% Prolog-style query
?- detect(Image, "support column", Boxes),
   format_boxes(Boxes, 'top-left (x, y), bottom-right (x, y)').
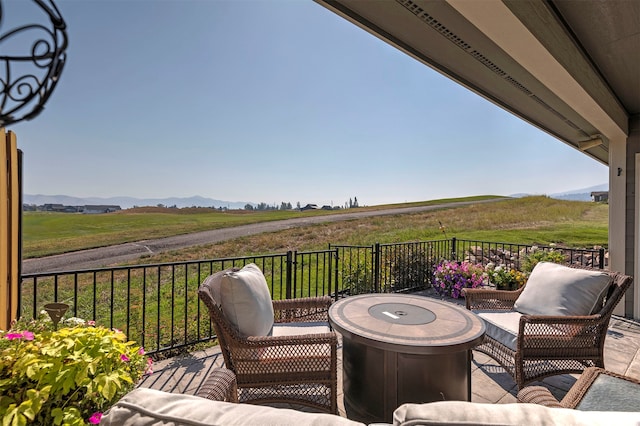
top-left (609, 135), bottom-right (627, 316)
top-left (628, 115), bottom-right (640, 319)
top-left (0, 128), bottom-right (20, 330)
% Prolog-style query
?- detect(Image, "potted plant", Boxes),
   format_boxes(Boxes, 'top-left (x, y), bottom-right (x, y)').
top-left (432, 260), bottom-right (485, 298)
top-left (0, 311), bottom-right (152, 425)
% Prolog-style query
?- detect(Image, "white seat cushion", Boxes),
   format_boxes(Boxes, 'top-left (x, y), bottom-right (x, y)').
top-left (393, 401), bottom-right (640, 426)
top-left (514, 262), bottom-right (611, 316)
top-left (220, 263), bottom-right (274, 337)
top-left (271, 321), bottom-right (331, 337)
top-left (473, 310), bottom-right (523, 351)
top-left (101, 388), bottom-right (364, 426)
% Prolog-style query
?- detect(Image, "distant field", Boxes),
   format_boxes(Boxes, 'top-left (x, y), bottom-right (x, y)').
top-left (22, 195), bottom-right (501, 258)
top-left (23, 195), bottom-right (608, 262)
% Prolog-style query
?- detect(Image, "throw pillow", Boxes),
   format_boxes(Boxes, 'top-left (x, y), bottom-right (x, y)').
top-left (220, 263), bottom-right (274, 336)
top-left (514, 262), bottom-right (611, 316)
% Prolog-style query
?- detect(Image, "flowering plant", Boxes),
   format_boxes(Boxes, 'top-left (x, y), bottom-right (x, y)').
top-left (485, 263), bottom-right (528, 290)
top-left (432, 260), bottom-right (485, 298)
top-left (0, 312), bottom-right (152, 425)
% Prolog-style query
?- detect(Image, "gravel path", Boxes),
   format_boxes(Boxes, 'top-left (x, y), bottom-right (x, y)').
top-left (22, 198), bottom-right (504, 274)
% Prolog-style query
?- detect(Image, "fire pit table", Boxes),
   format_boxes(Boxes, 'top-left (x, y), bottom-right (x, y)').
top-left (328, 293), bottom-right (485, 423)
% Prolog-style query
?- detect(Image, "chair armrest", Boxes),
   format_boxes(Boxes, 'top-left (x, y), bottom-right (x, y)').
top-left (245, 331), bottom-right (338, 348)
top-left (464, 287), bottom-right (522, 310)
top-left (196, 367), bottom-right (238, 403)
top-left (273, 296), bottom-right (333, 323)
top-left (517, 313), bottom-right (606, 353)
top-left (516, 386), bottom-right (564, 407)
top-left (519, 313), bottom-right (603, 331)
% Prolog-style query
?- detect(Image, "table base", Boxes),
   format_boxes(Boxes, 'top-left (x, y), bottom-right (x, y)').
top-left (342, 339), bottom-right (472, 423)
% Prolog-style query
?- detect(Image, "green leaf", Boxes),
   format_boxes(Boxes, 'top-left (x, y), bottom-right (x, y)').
top-left (51, 408), bottom-right (64, 425)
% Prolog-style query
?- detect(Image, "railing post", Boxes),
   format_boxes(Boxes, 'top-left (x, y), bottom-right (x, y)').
top-left (451, 237), bottom-right (457, 260)
top-left (598, 248), bottom-right (605, 269)
top-left (286, 250), bottom-right (293, 300)
top-left (333, 248), bottom-right (339, 301)
top-left (374, 243), bottom-right (381, 293)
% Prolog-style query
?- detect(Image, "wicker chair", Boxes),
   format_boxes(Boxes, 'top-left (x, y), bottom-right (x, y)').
top-left (517, 367), bottom-right (640, 411)
top-left (464, 264), bottom-right (633, 389)
top-left (198, 270), bottom-right (338, 414)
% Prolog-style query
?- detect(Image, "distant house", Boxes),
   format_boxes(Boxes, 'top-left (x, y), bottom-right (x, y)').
top-left (300, 204), bottom-right (319, 211)
top-left (82, 205), bottom-right (122, 214)
top-left (590, 191), bottom-right (609, 203)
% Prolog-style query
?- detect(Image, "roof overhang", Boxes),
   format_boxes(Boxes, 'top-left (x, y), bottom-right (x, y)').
top-left (315, 0), bottom-right (640, 165)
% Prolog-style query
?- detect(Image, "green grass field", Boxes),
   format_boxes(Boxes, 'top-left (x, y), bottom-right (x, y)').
top-left (23, 195), bottom-right (608, 262)
top-left (20, 195), bottom-right (609, 355)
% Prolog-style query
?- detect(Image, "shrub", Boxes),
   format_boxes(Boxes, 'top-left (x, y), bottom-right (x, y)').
top-left (0, 313), bottom-right (152, 425)
top-left (521, 248), bottom-right (566, 273)
top-left (432, 260), bottom-right (485, 298)
top-left (341, 262), bottom-right (374, 295)
top-left (388, 247), bottom-right (432, 291)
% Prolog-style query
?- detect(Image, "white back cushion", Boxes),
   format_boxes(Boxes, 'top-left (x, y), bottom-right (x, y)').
top-left (514, 262), bottom-right (611, 316)
top-left (220, 263), bottom-right (274, 336)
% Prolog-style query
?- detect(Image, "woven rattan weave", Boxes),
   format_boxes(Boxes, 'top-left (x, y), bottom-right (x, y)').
top-left (517, 367), bottom-right (640, 409)
top-left (199, 275), bottom-right (338, 414)
top-left (464, 264), bottom-right (633, 389)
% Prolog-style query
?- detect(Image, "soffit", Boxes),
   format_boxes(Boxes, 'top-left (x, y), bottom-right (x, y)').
top-left (315, 0), bottom-right (640, 165)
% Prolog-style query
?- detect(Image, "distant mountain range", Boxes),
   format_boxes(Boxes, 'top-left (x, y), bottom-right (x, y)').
top-left (24, 183), bottom-right (609, 210)
top-left (23, 194), bottom-right (252, 210)
top-left (511, 183), bottom-right (608, 201)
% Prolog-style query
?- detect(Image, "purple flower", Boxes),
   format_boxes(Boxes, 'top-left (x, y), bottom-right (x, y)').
top-left (88, 412), bottom-right (103, 424)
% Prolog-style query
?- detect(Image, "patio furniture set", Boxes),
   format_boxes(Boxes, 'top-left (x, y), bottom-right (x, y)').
top-left (101, 261), bottom-right (638, 424)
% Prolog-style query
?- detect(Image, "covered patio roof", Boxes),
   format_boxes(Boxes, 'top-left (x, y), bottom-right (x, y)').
top-left (314, 0), bottom-right (638, 163)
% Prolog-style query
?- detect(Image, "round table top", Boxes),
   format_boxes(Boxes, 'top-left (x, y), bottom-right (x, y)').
top-left (328, 293), bottom-right (485, 354)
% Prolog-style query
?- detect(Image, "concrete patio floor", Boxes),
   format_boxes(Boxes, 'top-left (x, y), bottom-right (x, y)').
top-left (137, 292), bottom-right (640, 418)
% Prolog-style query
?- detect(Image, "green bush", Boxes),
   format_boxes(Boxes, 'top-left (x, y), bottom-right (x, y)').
top-left (521, 248), bottom-right (566, 273)
top-left (341, 262), bottom-right (374, 295)
top-left (388, 248), bottom-right (432, 291)
top-left (0, 314), bottom-right (152, 425)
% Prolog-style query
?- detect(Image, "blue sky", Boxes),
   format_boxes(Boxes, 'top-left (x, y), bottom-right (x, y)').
top-left (6, 0), bottom-right (608, 207)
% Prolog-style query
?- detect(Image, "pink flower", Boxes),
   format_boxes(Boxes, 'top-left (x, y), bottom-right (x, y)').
top-left (88, 412), bottom-right (103, 424)
top-left (22, 331), bottom-right (34, 341)
top-left (5, 332), bottom-right (24, 340)
top-left (120, 354), bottom-right (130, 362)
top-left (138, 347), bottom-right (145, 355)
top-left (88, 320), bottom-right (96, 326)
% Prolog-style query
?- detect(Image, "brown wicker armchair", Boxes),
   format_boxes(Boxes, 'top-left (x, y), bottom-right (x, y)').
top-left (464, 263), bottom-right (633, 389)
top-left (517, 367), bottom-right (640, 411)
top-left (198, 269), bottom-right (338, 414)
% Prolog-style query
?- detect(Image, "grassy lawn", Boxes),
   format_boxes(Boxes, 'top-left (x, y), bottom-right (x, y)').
top-left (22, 195), bottom-right (503, 258)
top-left (19, 195), bottom-right (609, 355)
top-left (131, 196), bottom-right (609, 266)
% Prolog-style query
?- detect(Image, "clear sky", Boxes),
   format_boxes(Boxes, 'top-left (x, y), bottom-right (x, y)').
top-left (6, 0), bottom-right (609, 208)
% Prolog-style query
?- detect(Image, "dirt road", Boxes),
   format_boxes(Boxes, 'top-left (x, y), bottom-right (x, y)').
top-left (22, 199), bottom-right (503, 274)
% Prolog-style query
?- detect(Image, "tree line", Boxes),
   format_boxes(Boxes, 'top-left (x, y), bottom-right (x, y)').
top-left (244, 197), bottom-right (360, 211)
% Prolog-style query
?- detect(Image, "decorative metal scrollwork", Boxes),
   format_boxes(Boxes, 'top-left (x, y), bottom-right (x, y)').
top-left (0, 0), bottom-right (68, 126)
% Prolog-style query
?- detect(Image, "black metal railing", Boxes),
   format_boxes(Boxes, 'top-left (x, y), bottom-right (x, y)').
top-left (19, 238), bottom-right (605, 356)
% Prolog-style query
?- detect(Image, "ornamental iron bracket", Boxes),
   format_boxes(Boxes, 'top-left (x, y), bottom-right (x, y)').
top-left (0, 0), bottom-right (68, 126)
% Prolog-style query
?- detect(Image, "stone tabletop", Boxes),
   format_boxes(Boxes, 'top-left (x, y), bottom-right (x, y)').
top-left (329, 293), bottom-right (485, 355)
